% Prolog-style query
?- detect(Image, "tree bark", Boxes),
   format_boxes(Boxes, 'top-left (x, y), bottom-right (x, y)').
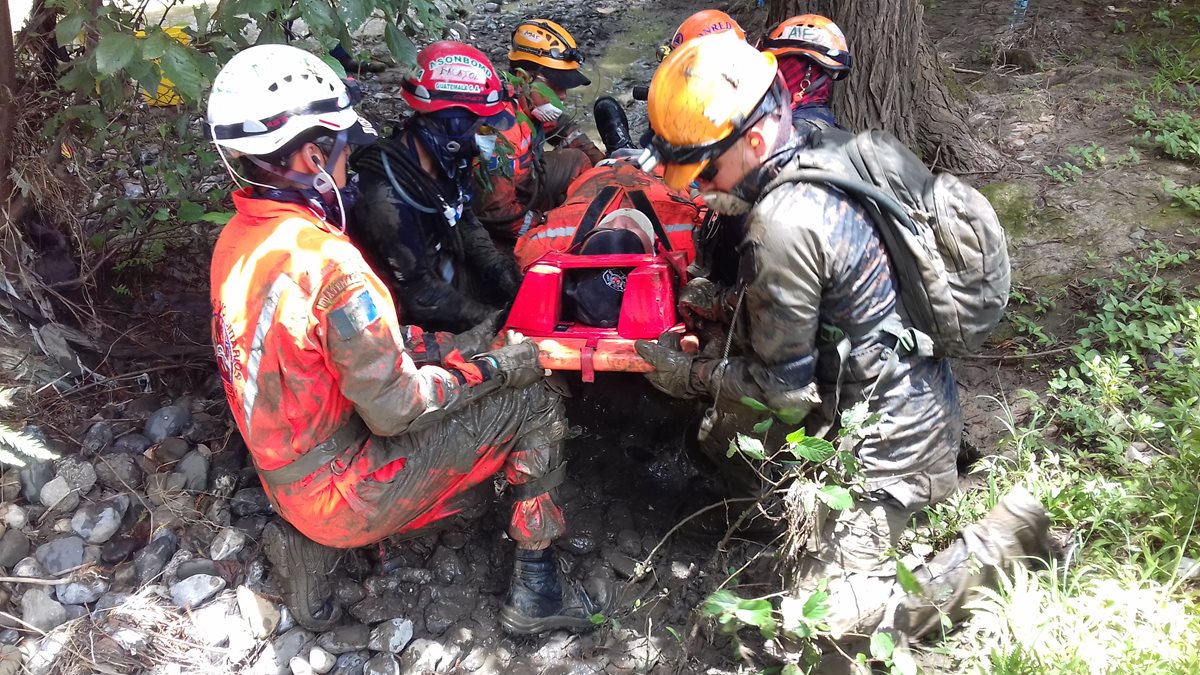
top-left (766, 0), bottom-right (1000, 172)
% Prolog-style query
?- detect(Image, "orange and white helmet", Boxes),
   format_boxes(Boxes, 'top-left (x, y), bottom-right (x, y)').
top-left (759, 14), bottom-right (852, 79)
top-left (509, 19), bottom-right (591, 89)
top-left (658, 9), bottom-right (745, 62)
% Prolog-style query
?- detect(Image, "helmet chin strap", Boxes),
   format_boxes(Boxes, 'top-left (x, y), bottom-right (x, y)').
top-left (245, 130), bottom-right (352, 233)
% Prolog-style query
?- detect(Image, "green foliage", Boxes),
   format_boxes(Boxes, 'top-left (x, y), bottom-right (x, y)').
top-left (1130, 106), bottom-right (1200, 213)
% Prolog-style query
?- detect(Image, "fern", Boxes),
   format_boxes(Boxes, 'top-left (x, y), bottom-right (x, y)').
top-left (0, 388), bottom-right (58, 467)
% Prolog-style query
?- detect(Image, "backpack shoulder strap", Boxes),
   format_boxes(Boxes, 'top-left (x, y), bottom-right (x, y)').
top-left (764, 168), bottom-right (919, 237)
top-left (626, 189), bottom-right (673, 252)
top-left (569, 185), bottom-right (623, 249)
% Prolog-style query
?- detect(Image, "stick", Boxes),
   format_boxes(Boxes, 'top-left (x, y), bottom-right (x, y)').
top-left (0, 575), bottom-right (71, 585)
top-left (951, 66), bottom-right (986, 75)
top-left (960, 344), bottom-right (1076, 361)
top-left (632, 497), bottom-right (759, 581)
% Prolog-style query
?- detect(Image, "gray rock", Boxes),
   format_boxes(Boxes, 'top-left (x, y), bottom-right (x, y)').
top-left (603, 547), bottom-right (639, 579)
top-left (175, 558), bottom-right (220, 580)
top-left (161, 547), bottom-right (193, 583)
top-left (146, 472), bottom-right (187, 506)
top-left (349, 597), bottom-right (398, 624)
top-left (0, 531), bottom-right (30, 569)
top-left (134, 532), bottom-right (178, 585)
top-left (210, 527), bottom-right (247, 561)
top-left (12, 556), bottom-right (46, 581)
top-left (55, 457), bottom-right (97, 494)
top-left (93, 592), bottom-right (134, 615)
top-left (176, 452), bottom-right (210, 492)
top-left (94, 454), bottom-right (142, 491)
top-left (309, 647), bottom-right (336, 674)
top-left (35, 536), bottom-right (84, 575)
top-left (332, 578), bottom-right (365, 606)
top-left (0, 471), bottom-right (18, 503)
top-left (170, 574), bottom-right (226, 609)
top-left (0, 628), bottom-right (19, 645)
top-left (187, 596), bottom-right (238, 646)
top-left (38, 477), bottom-right (78, 512)
top-left (362, 654), bottom-right (400, 675)
top-left (253, 628), bottom-right (316, 675)
top-left (111, 627), bottom-right (150, 653)
top-left (427, 546), bottom-right (465, 585)
top-left (277, 606), bottom-right (296, 634)
top-left (82, 422), bottom-right (114, 454)
top-left (21, 589), bottom-right (68, 632)
top-left (55, 576), bottom-right (110, 605)
top-left (0, 505), bottom-right (24, 530)
top-left (145, 405), bottom-right (192, 442)
top-left (483, 2), bottom-right (499, 11)
top-left (101, 537), bottom-right (138, 564)
top-left (113, 433), bottom-right (152, 454)
top-left (157, 437), bottom-right (190, 463)
top-left (238, 586), bottom-right (281, 638)
top-left (18, 460), bottom-right (54, 502)
top-left (559, 506), bottom-right (603, 555)
top-left (316, 624), bottom-right (369, 654)
top-left (400, 639), bottom-right (456, 674)
top-left (231, 488), bottom-right (273, 517)
top-left (290, 657), bottom-right (315, 675)
top-left (331, 651), bottom-right (369, 675)
top-left (70, 496), bottom-right (129, 544)
top-left (616, 528), bottom-right (642, 556)
top-left (367, 618), bottom-right (414, 653)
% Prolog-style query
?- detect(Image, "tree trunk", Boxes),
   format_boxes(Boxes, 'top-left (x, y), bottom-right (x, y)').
top-left (0, 0), bottom-right (18, 219)
top-left (766, 0), bottom-right (999, 172)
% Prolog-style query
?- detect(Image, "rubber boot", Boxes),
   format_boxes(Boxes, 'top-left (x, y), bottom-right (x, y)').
top-left (897, 486), bottom-right (1051, 638)
top-left (499, 548), bottom-right (604, 635)
top-left (262, 520), bottom-right (343, 631)
top-left (594, 96), bottom-right (635, 155)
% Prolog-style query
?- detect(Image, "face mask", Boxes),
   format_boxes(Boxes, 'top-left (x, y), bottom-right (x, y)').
top-left (475, 133), bottom-right (498, 160)
top-left (699, 191), bottom-right (754, 216)
top-left (416, 113), bottom-right (482, 177)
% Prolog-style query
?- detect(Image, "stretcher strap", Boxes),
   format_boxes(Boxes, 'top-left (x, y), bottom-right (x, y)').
top-left (568, 186), bottom-right (622, 250)
top-left (626, 189), bottom-right (673, 252)
top-left (510, 462), bottom-right (568, 502)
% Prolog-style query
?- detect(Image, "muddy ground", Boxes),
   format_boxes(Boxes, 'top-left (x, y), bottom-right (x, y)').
top-left (4, 0), bottom-right (1199, 673)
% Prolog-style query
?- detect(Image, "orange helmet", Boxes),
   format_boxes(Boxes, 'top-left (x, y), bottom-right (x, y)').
top-left (509, 19), bottom-right (591, 88)
top-left (759, 14), bottom-right (852, 78)
top-left (646, 33), bottom-right (784, 189)
top-left (658, 10), bottom-right (745, 62)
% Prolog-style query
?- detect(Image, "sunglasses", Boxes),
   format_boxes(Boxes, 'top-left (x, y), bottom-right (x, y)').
top-left (696, 161), bottom-right (719, 184)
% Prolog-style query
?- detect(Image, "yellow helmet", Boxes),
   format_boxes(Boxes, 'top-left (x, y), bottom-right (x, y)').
top-left (647, 33), bottom-right (781, 189)
top-left (509, 19), bottom-right (590, 88)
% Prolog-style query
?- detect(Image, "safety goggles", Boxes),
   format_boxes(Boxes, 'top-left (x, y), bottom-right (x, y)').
top-left (757, 37), bottom-right (853, 71)
top-left (513, 21), bottom-right (585, 64)
top-left (210, 78), bottom-right (363, 141)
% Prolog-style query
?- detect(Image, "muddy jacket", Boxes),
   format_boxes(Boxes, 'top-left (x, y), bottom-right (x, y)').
top-left (701, 147), bottom-right (961, 509)
top-left (352, 136), bottom-right (520, 333)
top-left (210, 190), bottom-right (496, 545)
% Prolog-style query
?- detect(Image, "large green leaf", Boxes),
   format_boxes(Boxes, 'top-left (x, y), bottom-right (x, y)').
top-left (384, 22), bottom-right (417, 69)
top-left (787, 437), bottom-right (836, 464)
top-left (55, 11), bottom-right (86, 47)
top-left (159, 42), bottom-right (204, 102)
top-left (299, 0), bottom-right (339, 36)
top-left (95, 31), bottom-right (138, 75)
top-left (895, 559), bottom-right (924, 595)
top-left (815, 485), bottom-right (853, 510)
top-left (177, 201), bottom-right (205, 223)
top-left (870, 632), bottom-right (895, 660)
top-left (337, 0), bottom-right (373, 33)
top-left (139, 30), bottom-right (173, 60)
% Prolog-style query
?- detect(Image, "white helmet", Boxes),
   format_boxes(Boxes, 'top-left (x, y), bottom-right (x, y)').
top-left (207, 44), bottom-right (378, 157)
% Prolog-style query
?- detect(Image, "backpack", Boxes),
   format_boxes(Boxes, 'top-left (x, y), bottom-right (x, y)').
top-left (763, 128), bottom-right (1010, 357)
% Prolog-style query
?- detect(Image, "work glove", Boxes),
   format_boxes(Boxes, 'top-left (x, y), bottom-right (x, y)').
top-left (634, 331), bottom-right (708, 399)
top-left (475, 330), bottom-right (544, 389)
top-left (531, 102), bottom-right (564, 123)
top-left (449, 310), bottom-right (505, 359)
top-left (678, 277), bottom-right (733, 329)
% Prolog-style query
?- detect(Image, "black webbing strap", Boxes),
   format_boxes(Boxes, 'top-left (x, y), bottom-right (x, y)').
top-left (626, 189), bottom-right (673, 252)
top-left (510, 463), bottom-right (568, 501)
top-left (258, 415), bottom-right (370, 487)
top-left (568, 186), bottom-right (622, 250)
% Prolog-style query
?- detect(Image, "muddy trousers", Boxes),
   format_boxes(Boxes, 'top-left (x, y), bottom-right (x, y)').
top-left (339, 382), bottom-right (568, 546)
top-left (479, 148), bottom-right (592, 241)
top-left (790, 496), bottom-right (1017, 665)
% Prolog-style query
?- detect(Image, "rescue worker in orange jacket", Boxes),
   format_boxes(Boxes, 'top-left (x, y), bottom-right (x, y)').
top-left (207, 44), bottom-right (603, 636)
top-left (474, 19), bottom-right (606, 243)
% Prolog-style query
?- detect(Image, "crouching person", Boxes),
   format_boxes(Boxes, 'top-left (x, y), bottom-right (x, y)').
top-left (206, 44), bottom-right (602, 635)
top-left (636, 34), bottom-right (1050, 660)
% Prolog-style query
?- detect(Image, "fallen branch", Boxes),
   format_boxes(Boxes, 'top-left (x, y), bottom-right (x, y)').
top-left (960, 344), bottom-right (1077, 361)
top-left (632, 497), bottom-right (759, 582)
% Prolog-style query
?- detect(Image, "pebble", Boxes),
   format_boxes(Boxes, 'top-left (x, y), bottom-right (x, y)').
top-left (39, 476), bottom-right (79, 512)
top-left (603, 546), bottom-right (639, 579)
top-left (18, 460), bottom-right (54, 502)
top-left (316, 623), bottom-right (369, 654)
top-left (35, 536), bottom-right (84, 575)
top-left (12, 556), bottom-right (47, 580)
top-left (21, 589), bottom-right (69, 632)
top-left (82, 422), bottom-right (114, 454)
top-left (0, 505), bottom-right (24, 531)
top-left (70, 496), bottom-right (129, 544)
top-left (135, 532), bottom-right (180, 584)
top-left (560, 507), bottom-right (603, 555)
top-left (232, 488), bottom-right (273, 517)
top-left (94, 454), bottom-right (142, 491)
top-left (0, 629), bottom-right (18, 646)
top-left (113, 433), bottom-right (152, 454)
top-left (362, 654), bottom-right (400, 675)
top-left (210, 527), bottom-right (247, 561)
top-left (93, 592), bottom-right (133, 614)
top-left (400, 639), bottom-right (456, 674)
top-left (145, 405), bottom-right (192, 442)
top-left (0, 531), bottom-right (30, 569)
top-left (187, 596), bottom-right (238, 646)
top-left (146, 472), bottom-right (187, 506)
top-left (56, 576), bottom-right (110, 605)
top-left (483, 2), bottom-right (499, 11)
top-left (157, 437), bottom-right (190, 463)
top-left (427, 546), bottom-right (465, 585)
top-left (424, 594), bottom-right (470, 636)
top-left (55, 457), bottom-right (97, 493)
top-left (368, 618), bottom-right (414, 653)
top-left (176, 452), bottom-right (210, 492)
top-left (175, 558), bottom-right (221, 580)
top-left (0, 472), bottom-right (17, 504)
top-left (238, 586), bottom-right (281, 638)
top-left (256, 628), bottom-right (316, 675)
top-left (101, 537), bottom-right (140, 564)
top-left (171, 574), bottom-right (226, 609)
top-left (309, 647), bottom-right (336, 674)
top-left (331, 650), bottom-right (369, 675)
top-left (349, 597), bottom-right (400, 624)
top-left (616, 528), bottom-right (642, 556)
top-left (290, 657), bottom-right (315, 675)
top-left (332, 578), bottom-right (366, 605)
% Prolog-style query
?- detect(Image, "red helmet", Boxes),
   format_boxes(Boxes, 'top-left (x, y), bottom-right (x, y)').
top-left (401, 41), bottom-right (511, 119)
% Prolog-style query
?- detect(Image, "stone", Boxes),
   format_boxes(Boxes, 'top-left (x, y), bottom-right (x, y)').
top-left (277, 606), bottom-right (296, 634)
top-left (175, 558), bottom-right (221, 580)
top-left (231, 488), bottom-right (273, 517)
top-left (0, 472), bottom-right (18, 504)
top-left (0, 505), bottom-right (25, 531)
top-left (18, 461), bottom-right (54, 503)
top-left (368, 618), bottom-right (413, 653)
top-left (171, 574), bottom-right (226, 609)
top-left (93, 592), bottom-right (133, 614)
top-left (603, 546), bottom-right (639, 579)
top-left (253, 628), bottom-right (316, 675)
top-left (0, 531), bottom-right (30, 569)
top-left (94, 454), bottom-right (142, 491)
top-left (309, 647), bottom-right (336, 674)
top-left (111, 627), bottom-right (149, 653)
top-left (348, 597), bottom-right (399, 624)
top-left (145, 405), bottom-right (192, 442)
top-left (55, 576), bottom-right (110, 605)
top-left (290, 657), bottom-right (315, 675)
top-left (113, 433), bottom-right (152, 454)
top-left (559, 506), bottom-right (603, 555)
top-left (424, 591), bottom-right (471, 636)
top-left (210, 527), bottom-right (247, 561)
top-left (483, 2), bottom-right (499, 11)
top-left (400, 639), bottom-right (455, 674)
top-left (70, 496), bottom-right (129, 544)
top-left (187, 596), bottom-right (238, 646)
top-left (176, 452), bottom-right (210, 492)
top-left (134, 532), bottom-right (178, 585)
top-left (332, 578), bottom-right (365, 606)
top-left (362, 654), bottom-right (400, 675)
top-left (35, 536), bottom-right (84, 575)
top-left (12, 556), bottom-right (46, 581)
top-left (146, 472), bottom-right (187, 506)
top-left (157, 437), bottom-right (190, 463)
top-left (238, 586), bottom-right (281, 638)
top-left (161, 547), bottom-right (194, 583)
top-left (0, 630), bottom-right (18, 646)
top-left (38, 477), bottom-right (78, 512)
top-left (101, 537), bottom-right (139, 564)
top-left (616, 528), bottom-right (642, 556)
top-left (82, 422), bottom-right (114, 454)
top-left (316, 624), bottom-right (369, 654)
top-left (21, 589), bottom-right (68, 632)
top-left (54, 457), bottom-right (97, 494)
top-left (331, 650), bottom-right (369, 675)
top-left (427, 546), bottom-right (465, 585)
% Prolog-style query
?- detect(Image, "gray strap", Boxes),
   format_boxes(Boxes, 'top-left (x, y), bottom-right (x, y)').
top-left (258, 416), bottom-right (370, 487)
top-left (510, 462), bottom-right (568, 502)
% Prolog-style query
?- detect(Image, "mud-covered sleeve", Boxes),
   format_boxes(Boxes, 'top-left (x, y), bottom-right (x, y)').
top-left (545, 117), bottom-right (604, 165)
top-left (460, 207), bottom-right (521, 299)
top-left (699, 184), bottom-right (835, 416)
top-left (312, 239), bottom-right (485, 436)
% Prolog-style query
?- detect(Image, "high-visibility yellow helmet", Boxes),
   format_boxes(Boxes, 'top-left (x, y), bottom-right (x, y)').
top-left (509, 18), bottom-right (591, 90)
top-left (647, 33), bottom-right (780, 189)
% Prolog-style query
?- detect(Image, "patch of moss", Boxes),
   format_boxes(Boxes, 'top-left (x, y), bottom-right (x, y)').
top-left (980, 181), bottom-right (1037, 237)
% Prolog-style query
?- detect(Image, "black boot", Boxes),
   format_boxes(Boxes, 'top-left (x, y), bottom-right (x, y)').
top-left (594, 96), bottom-right (635, 155)
top-left (262, 521), bottom-right (343, 631)
top-left (500, 548), bottom-right (604, 635)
